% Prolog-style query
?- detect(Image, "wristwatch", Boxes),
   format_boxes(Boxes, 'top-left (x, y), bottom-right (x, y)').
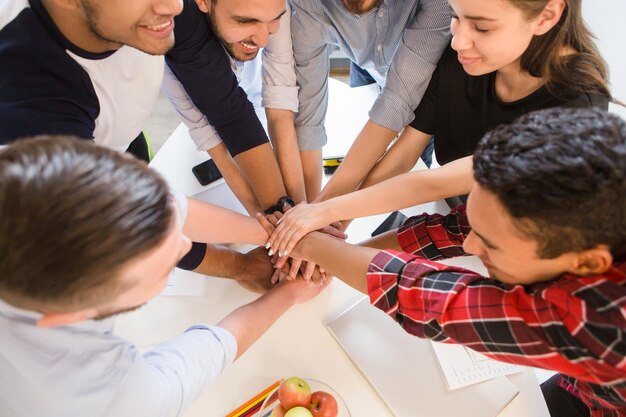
top-left (263, 195), bottom-right (295, 215)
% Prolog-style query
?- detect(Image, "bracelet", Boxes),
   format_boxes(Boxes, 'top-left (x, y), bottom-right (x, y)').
top-left (263, 196), bottom-right (295, 215)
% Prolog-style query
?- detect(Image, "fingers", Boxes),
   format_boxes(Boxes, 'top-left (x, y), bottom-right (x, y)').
top-left (302, 261), bottom-right (316, 281)
top-left (288, 258), bottom-right (302, 280)
top-left (277, 227), bottom-right (306, 258)
top-left (270, 268), bottom-right (281, 285)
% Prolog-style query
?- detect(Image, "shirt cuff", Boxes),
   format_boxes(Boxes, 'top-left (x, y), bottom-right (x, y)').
top-left (262, 85), bottom-right (299, 113)
top-left (188, 125), bottom-right (223, 151)
top-left (368, 94), bottom-right (416, 133)
top-left (366, 249), bottom-right (412, 318)
top-left (295, 124), bottom-right (327, 151)
top-left (397, 214), bottom-right (431, 254)
top-left (185, 324), bottom-right (238, 368)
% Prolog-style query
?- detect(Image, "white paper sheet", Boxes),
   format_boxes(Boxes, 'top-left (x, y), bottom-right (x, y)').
top-left (432, 341), bottom-right (523, 390)
top-left (161, 267), bottom-right (207, 296)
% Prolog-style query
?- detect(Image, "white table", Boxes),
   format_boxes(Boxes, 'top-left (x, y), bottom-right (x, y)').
top-left (116, 78), bottom-right (550, 417)
top-left (114, 208), bottom-right (550, 417)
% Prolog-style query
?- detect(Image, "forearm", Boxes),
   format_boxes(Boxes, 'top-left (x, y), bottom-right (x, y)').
top-left (317, 156), bottom-right (474, 224)
top-left (208, 144), bottom-right (262, 216)
top-left (266, 108), bottom-right (307, 203)
top-left (234, 143), bottom-right (287, 209)
top-left (297, 233), bottom-right (379, 293)
top-left (317, 120), bottom-right (397, 201)
top-left (191, 244), bottom-right (249, 278)
top-left (217, 285), bottom-right (295, 359)
top-left (185, 198), bottom-right (267, 245)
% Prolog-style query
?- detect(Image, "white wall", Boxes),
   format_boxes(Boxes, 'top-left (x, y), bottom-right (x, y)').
top-left (582, 0), bottom-right (626, 118)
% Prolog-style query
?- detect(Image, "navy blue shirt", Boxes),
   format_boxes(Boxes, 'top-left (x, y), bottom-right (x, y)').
top-left (0, 0), bottom-right (267, 156)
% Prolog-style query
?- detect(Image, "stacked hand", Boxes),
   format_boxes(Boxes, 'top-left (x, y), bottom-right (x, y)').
top-left (257, 207), bottom-right (346, 284)
top-left (264, 202), bottom-right (335, 259)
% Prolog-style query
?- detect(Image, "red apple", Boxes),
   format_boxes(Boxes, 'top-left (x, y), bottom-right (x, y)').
top-left (278, 377), bottom-right (312, 410)
top-left (307, 391), bottom-right (338, 417)
top-left (284, 406), bottom-right (313, 417)
top-left (270, 405), bottom-right (287, 417)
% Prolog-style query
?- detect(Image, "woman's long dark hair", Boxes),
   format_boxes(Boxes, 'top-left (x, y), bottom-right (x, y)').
top-left (511, 0), bottom-right (612, 100)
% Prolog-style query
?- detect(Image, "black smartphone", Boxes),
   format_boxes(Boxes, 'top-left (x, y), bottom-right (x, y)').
top-left (192, 159), bottom-right (222, 185)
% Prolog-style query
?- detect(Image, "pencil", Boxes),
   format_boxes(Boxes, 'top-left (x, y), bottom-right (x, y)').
top-left (226, 379), bottom-right (282, 417)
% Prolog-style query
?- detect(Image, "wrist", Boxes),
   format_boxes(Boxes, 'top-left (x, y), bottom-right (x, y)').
top-left (294, 231), bottom-right (323, 261)
top-left (319, 199), bottom-right (339, 225)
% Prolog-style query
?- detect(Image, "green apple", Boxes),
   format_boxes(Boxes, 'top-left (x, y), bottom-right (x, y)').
top-left (284, 406), bottom-right (314, 417)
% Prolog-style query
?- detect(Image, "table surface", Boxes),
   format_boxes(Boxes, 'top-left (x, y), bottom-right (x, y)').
top-left (119, 78), bottom-right (551, 417)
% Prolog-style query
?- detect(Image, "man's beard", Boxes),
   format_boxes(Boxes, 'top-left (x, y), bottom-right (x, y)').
top-left (341, 0), bottom-right (383, 15)
top-left (79, 0), bottom-right (173, 56)
top-left (81, 0), bottom-right (119, 47)
top-left (207, 4), bottom-right (258, 62)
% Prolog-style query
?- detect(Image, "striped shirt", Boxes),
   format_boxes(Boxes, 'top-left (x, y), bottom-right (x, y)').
top-left (367, 206), bottom-right (626, 417)
top-left (290, 0), bottom-right (451, 150)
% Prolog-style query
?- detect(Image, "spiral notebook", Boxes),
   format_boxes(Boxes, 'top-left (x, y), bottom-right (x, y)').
top-left (326, 298), bottom-right (518, 417)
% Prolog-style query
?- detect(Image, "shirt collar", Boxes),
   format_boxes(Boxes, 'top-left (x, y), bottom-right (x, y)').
top-left (0, 298), bottom-right (115, 333)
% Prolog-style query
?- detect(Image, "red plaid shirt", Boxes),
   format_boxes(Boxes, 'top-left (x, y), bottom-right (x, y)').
top-left (367, 206), bottom-right (626, 417)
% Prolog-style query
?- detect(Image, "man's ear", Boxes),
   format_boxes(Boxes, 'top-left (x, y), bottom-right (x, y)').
top-left (37, 309), bottom-right (98, 328)
top-left (533, 0), bottom-right (566, 36)
top-left (568, 246), bottom-right (613, 276)
top-left (194, 0), bottom-right (210, 14)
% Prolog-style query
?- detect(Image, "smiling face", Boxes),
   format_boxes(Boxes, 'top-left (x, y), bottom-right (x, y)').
top-left (77, 0), bottom-right (183, 55)
top-left (448, 0), bottom-right (547, 76)
top-left (200, 0), bottom-right (285, 62)
top-left (462, 184), bottom-right (577, 285)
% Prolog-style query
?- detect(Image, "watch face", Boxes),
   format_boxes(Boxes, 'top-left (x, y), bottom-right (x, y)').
top-left (279, 197), bottom-right (295, 212)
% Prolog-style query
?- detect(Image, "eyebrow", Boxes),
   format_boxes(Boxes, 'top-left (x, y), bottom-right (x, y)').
top-left (233, 9), bottom-right (287, 23)
top-left (473, 229), bottom-right (499, 249)
top-left (462, 15), bottom-right (498, 22)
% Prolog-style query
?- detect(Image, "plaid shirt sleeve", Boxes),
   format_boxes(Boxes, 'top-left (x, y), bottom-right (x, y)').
top-left (367, 209), bottom-right (626, 417)
top-left (397, 206), bottom-right (470, 259)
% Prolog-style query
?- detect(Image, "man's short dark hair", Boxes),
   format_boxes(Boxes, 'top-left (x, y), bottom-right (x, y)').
top-left (473, 107), bottom-right (626, 258)
top-left (0, 136), bottom-right (173, 310)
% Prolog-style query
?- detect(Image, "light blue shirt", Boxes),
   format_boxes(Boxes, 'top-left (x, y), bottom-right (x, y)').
top-left (290, 0), bottom-right (451, 150)
top-left (0, 193), bottom-right (237, 417)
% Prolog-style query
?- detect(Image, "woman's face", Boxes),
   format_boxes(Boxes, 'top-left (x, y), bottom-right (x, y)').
top-left (448, 0), bottom-right (545, 76)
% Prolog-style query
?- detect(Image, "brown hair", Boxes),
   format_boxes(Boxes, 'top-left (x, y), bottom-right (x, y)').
top-left (509, 0), bottom-right (612, 100)
top-left (0, 136), bottom-right (173, 311)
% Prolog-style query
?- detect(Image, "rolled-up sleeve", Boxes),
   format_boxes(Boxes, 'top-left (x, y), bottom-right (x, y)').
top-left (262, 2), bottom-right (299, 113)
top-left (369, 0), bottom-right (451, 132)
top-left (107, 325), bottom-right (237, 417)
top-left (166, 0), bottom-right (268, 157)
top-left (161, 65), bottom-right (223, 151)
top-left (291, 2), bottom-right (332, 151)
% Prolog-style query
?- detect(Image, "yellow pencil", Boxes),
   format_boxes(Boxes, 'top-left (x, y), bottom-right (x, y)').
top-left (226, 379), bottom-right (282, 417)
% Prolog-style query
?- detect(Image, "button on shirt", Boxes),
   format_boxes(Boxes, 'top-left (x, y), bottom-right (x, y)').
top-left (0, 193), bottom-right (238, 417)
top-left (290, 0), bottom-right (451, 150)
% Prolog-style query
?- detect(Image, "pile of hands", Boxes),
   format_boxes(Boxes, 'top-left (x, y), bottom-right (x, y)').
top-left (256, 202), bottom-right (345, 286)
